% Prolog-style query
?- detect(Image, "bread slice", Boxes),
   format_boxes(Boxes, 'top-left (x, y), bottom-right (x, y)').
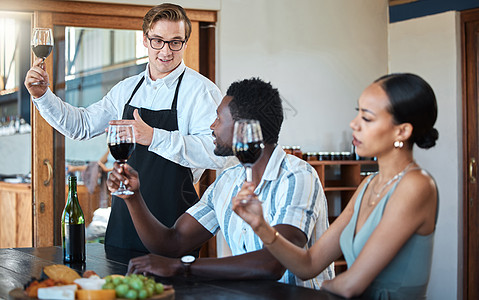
top-left (43, 265), bottom-right (81, 284)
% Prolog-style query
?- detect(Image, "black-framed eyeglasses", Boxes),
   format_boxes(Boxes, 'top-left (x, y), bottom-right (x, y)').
top-left (147, 35), bottom-right (186, 51)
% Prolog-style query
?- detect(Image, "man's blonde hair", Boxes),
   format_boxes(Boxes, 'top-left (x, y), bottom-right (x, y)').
top-left (142, 3), bottom-right (192, 41)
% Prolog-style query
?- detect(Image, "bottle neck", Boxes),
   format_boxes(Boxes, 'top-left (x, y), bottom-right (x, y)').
top-left (67, 177), bottom-right (78, 204)
top-left (64, 176), bottom-right (84, 223)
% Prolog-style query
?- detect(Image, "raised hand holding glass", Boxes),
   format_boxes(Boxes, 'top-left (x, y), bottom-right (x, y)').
top-left (31, 28), bottom-right (53, 86)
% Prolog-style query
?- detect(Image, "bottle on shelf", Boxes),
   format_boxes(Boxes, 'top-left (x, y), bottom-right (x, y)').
top-left (292, 146), bottom-right (303, 159)
top-left (331, 152), bottom-right (341, 160)
top-left (305, 152), bottom-right (318, 161)
top-left (340, 152), bottom-right (352, 160)
top-left (283, 146), bottom-right (293, 155)
top-left (62, 176), bottom-right (86, 263)
top-left (318, 152), bottom-right (330, 161)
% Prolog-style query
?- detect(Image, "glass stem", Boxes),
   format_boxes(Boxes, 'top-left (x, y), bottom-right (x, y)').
top-left (118, 163), bottom-right (126, 190)
top-left (246, 166), bottom-right (253, 182)
top-left (118, 180), bottom-right (127, 190)
top-left (38, 58), bottom-right (49, 86)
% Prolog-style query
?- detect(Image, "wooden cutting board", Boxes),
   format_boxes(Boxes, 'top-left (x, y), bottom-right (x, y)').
top-left (8, 288), bottom-right (175, 300)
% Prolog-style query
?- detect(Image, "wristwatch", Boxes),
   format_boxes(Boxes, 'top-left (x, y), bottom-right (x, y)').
top-left (180, 255), bottom-right (196, 276)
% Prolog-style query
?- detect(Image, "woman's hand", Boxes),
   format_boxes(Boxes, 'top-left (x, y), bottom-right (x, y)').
top-left (232, 182), bottom-right (265, 231)
top-left (107, 162), bottom-right (140, 199)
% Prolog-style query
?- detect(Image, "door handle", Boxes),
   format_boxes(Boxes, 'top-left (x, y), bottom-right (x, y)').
top-left (470, 157), bottom-right (476, 184)
top-left (43, 159), bottom-right (52, 186)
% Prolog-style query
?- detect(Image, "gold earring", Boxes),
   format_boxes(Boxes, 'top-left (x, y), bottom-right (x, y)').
top-left (394, 141), bottom-right (404, 148)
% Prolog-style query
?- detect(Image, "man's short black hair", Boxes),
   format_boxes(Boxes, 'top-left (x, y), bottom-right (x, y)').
top-left (226, 78), bottom-right (283, 145)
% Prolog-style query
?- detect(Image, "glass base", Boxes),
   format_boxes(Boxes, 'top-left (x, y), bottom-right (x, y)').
top-left (111, 189), bottom-right (134, 196)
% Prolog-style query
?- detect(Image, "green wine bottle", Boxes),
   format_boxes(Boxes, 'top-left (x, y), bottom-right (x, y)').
top-left (62, 176), bottom-right (86, 263)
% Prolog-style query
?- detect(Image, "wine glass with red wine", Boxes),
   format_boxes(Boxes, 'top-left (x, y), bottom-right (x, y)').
top-left (31, 28), bottom-right (53, 86)
top-left (107, 124), bottom-right (136, 195)
top-left (232, 119), bottom-right (264, 183)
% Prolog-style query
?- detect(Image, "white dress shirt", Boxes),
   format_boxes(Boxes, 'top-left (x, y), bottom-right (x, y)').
top-left (32, 61), bottom-right (227, 182)
top-left (187, 145), bottom-right (334, 289)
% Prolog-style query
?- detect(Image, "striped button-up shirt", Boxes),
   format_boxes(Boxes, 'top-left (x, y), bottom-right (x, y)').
top-left (187, 146), bottom-right (334, 289)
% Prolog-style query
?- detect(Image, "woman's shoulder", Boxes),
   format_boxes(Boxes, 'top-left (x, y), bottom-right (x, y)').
top-left (357, 173), bottom-right (376, 193)
top-left (388, 168), bottom-right (438, 234)
top-left (388, 168), bottom-right (438, 219)
top-left (398, 168), bottom-right (437, 197)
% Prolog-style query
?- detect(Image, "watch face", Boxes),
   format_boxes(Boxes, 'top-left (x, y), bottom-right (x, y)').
top-left (181, 255), bottom-right (195, 264)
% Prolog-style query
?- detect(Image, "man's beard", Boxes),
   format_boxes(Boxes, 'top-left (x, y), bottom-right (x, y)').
top-left (214, 143), bottom-right (234, 157)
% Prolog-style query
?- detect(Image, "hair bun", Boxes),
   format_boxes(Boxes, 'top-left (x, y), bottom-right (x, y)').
top-left (415, 128), bottom-right (439, 149)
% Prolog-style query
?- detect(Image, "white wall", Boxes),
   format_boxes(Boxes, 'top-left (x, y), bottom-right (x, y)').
top-left (389, 11), bottom-right (462, 300)
top-left (217, 0), bottom-right (388, 152)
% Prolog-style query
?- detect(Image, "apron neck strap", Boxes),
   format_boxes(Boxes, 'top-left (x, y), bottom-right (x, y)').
top-left (125, 69), bottom-right (185, 110)
top-left (171, 70), bottom-right (186, 111)
top-left (125, 76), bottom-right (145, 106)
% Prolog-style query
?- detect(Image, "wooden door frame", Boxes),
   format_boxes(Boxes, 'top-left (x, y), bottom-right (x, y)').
top-left (3, 0), bottom-right (216, 247)
top-left (461, 8), bottom-right (479, 300)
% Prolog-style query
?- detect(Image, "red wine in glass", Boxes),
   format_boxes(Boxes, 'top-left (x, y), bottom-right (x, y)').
top-left (107, 124), bottom-right (136, 195)
top-left (109, 142), bottom-right (135, 163)
top-left (32, 45), bottom-right (53, 59)
top-left (234, 141), bottom-right (263, 166)
top-left (31, 28), bottom-right (53, 86)
top-left (232, 119), bottom-right (264, 184)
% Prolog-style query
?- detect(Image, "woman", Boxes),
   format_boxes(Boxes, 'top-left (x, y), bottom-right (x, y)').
top-left (232, 73), bottom-right (439, 299)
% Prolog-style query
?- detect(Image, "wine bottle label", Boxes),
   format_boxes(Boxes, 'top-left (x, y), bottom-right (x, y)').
top-left (63, 223), bottom-right (86, 263)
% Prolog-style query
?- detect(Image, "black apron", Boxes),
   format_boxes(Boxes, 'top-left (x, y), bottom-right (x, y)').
top-left (105, 72), bottom-right (199, 252)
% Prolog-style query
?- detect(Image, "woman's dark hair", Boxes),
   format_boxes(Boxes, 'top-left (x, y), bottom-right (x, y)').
top-left (226, 78), bottom-right (283, 144)
top-left (374, 73), bottom-right (439, 149)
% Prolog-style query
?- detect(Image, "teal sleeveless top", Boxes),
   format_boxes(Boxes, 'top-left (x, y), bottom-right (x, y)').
top-left (339, 172), bottom-right (437, 300)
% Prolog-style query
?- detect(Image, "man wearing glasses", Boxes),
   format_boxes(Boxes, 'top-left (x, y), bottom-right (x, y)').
top-left (24, 3), bottom-right (226, 252)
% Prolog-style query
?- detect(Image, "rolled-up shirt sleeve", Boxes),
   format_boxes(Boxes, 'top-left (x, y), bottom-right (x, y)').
top-left (31, 84), bottom-right (125, 140)
top-left (186, 182), bottom-right (220, 235)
